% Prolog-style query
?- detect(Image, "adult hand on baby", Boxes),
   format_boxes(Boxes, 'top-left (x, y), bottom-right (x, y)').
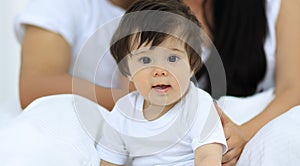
top-left (214, 103), bottom-right (249, 166)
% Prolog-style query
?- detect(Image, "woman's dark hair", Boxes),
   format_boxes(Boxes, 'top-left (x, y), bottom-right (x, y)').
top-left (197, 0), bottom-right (267, 97)
top-left (110, 0), bottom-right (203, 77)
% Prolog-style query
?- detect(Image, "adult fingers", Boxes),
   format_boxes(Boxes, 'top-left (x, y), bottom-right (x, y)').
top-left (222, 148), bottom-right (238, 163)
top-left (222, 155), bottom-right (239, 166)
top-left (223, 137), bottom-right (243, 163)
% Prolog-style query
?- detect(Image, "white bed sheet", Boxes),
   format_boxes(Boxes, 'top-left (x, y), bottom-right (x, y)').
top-left (0, 90), bottom-right (299, 166)
top-left (0, 98), bottom-right (21, 128)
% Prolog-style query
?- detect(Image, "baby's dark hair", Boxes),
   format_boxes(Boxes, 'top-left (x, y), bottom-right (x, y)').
top-left (110, 0), bottom-right (203, 76)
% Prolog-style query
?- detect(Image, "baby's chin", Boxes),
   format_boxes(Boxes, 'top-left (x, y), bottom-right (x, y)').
top-left (147, 96), bottom-right (182, 107)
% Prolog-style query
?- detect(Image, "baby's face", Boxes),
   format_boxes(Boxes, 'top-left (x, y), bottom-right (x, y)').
top-left (127, 37), bottom-right (193, 107)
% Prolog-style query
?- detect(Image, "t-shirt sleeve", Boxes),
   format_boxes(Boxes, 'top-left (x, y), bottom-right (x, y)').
top-left (189, 96), bottom-right (228, 154)
top-left (14, 0), bottom-right (85, 46)
top-left (191, 117), bottom-right (228, 154)
top-left (96, 112), bottom-right (129, 165)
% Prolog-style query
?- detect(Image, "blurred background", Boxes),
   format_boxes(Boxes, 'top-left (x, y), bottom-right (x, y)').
top-left (0, 0), bottom-right (28, 102)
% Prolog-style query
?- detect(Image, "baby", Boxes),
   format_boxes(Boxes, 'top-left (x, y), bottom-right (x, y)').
top-left (97, 0), bottom-right (227, 165)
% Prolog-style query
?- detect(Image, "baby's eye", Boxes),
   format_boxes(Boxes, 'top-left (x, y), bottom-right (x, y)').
top-left (139, 56), bottom-right (152, 64)
top-left (168, 55), bottom-right (180, 62)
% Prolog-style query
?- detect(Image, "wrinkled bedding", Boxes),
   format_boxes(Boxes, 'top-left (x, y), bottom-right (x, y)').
top-left (0, 89), bottom-right (299, 166)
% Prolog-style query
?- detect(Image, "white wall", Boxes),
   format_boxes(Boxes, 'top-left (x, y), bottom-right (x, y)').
top-left (0, 0), bottom-right (28, 101)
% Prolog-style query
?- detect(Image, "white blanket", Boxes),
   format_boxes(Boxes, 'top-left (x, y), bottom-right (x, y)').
top-left (0, 98), bottom-right (21, 128)
top-left (217, 89), bottom-right (300, 166)
top-left (0, 90), bottom-right (299, 166)
top-left (0, 95), bottom-right (101, 166)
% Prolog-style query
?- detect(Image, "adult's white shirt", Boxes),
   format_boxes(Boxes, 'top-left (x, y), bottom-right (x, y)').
top-left (15, 0), bottom-right (125, 88)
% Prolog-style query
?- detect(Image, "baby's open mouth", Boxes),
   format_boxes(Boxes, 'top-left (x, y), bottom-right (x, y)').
top-left (152, 84), bottom-right (171, 90)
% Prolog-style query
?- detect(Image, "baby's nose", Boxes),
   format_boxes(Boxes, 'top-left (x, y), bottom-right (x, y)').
top-left (152, 68), bottom-right (168, 77)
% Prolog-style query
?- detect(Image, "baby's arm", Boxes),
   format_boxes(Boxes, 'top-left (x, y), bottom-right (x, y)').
top-left (100, 160), bottom-right (121, 166)
top-left (194, 143), bottom-right (223, 166)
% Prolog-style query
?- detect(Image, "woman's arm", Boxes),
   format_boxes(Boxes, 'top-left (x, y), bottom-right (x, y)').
top-left (219, 0), bottom-right (300, 165)
top-left (194, 143), bottom-right (223, 166)
top-left (20, 25), bottom-right (132, 110)
top-left (241, 0), bottom-right (300, 144)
